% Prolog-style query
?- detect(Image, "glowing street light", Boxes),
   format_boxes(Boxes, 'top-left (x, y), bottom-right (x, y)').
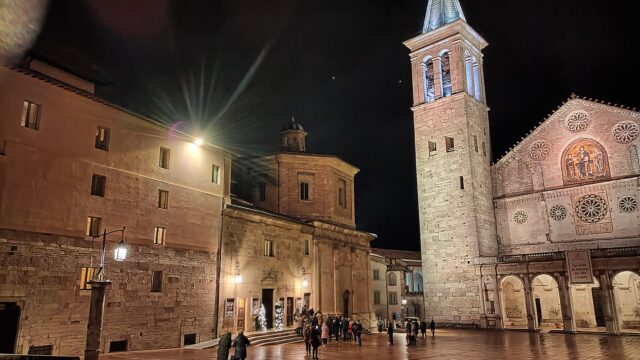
top-left (234, 261), bottom-right (242, 284)
top-left (302, 276), bottom-right (309, 288)
top-left (194, 138), bottom-right (204, 146)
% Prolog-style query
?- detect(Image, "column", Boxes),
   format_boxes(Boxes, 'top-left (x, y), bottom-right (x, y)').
top-left (432, 56), bottom-right (442, 99)
top-left (599, 272), bottom-right (620, 335)
top-left (85, 281), bottom-right (110, 360)
top-left (556, 273), bottom-right (576, 333)
top-left (523, 275), bottom-right (536, 331)
top-left (415, 61), bottom-right (425, 105)
top-left (451, 40), bottom-right (466, 93)
top-left (313, 240), bottom-right (321, 311)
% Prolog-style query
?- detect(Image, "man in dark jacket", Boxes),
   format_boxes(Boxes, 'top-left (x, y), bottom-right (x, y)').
top-left (217, 332), bottom-right (232, 360)
top-left (420, 320), bottom-right (427, 338)
top-left (341, 318), bottom-right (349, 341)
top-left (232, 331), bottom-right (250, 360)
top-left (429, 319), bottom-right (436, 337)
top-left (332, 318), bottom-right (341, 342)
top-left (387, 321), bottom-right (394, 345)
top-left (354, 321), bottom-right (363, 346)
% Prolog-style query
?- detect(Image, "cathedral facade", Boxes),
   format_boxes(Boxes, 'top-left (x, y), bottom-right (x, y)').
top-left (406, 0), bottom-right (640, 333)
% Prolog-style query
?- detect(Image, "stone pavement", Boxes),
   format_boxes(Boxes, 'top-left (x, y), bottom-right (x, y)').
top-left (101, 329), bottom-right (640, 360)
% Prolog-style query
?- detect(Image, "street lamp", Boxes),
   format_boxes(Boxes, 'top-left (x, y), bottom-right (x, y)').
top-left (85, 227), bottom-right (127, 360)
top-left (234, 261), bottom-right (242, 284)
top-left (301, 267), bottom-right (309, 288)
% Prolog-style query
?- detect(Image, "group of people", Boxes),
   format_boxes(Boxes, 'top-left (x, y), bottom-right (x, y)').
top-left (217, 331), bottom-right (250, 360)
top-left (295, 309), bottom-right (366, 359)
top-left (386, 319), bottom-right (435, 345)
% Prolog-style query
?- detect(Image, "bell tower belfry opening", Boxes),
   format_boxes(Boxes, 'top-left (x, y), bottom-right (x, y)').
top-left (404, 0), bottom-right (497, 326)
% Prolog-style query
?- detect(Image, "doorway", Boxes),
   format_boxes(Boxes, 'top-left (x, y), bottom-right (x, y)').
top-left (535, 298), bottom-right (542, 328)
top-left (343, 290), bottom-right (350, 317)
top-left (591, 288), bottom-right (606, 327)
top-left (262, 289), bottom-right (274, 329)
top-left (286, 297), bottom-right (294, 326)
top-left (0, 302), bottom-right (20, 353)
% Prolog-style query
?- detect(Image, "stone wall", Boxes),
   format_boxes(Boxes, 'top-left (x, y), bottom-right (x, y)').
top-left (0, 229), bottom-right (216, 356)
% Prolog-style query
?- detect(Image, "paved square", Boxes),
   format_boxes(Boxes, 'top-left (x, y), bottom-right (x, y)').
top-left (102, 330), bottom-right (640, 360)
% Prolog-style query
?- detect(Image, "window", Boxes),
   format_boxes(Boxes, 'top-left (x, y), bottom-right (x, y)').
top-left (258, 183), bottom-right (266, 202)
top-left (373, 269), bottom-right (380, 280)
top-left (21, 101), bottom-right (41, 130)
top-left (158, 190), bottom-right (169, 209)
top-left (440, 51), bottom-right (452, 97)
top-left (428, 141), bottom-right (437, 155)
top-left (388, 273), bottom-right (397, 286)
top-left (389, 292), bottom-right (398, 305)
top-left (304, 239), bottom-right (310, 256)
top-left (151, 271), bottom-right (163, 292)
top-left (95, 126), bottom-right (110, 151)
top-left (109, 340), bottom-right (128, 353)
top-left (28, 345), bottom-right (53, 355)
top-left (264, 240), bottom-right (274, 257)
top-left (473, 135), bottom-right (478, 153)
top-left (86, 216), bottom-right (101, 237)
top-left (300, 182), bottom-right (310, 201)
top-left (373, 291), bottom-right (381, 305)
top-left (91, 174), bottom-right (106, 197)
top-left (212, 164), bottom-right (220, 184)
top-left (422, 58), bottom-right (435, 103)
top-left (460, 176), bottom-right (465, 190)
top-left (445, 137), bottom-right (455, 152)
top-left (159, 147), bottom-right (170, 169)
top-left (184, 334), bottom-right (197, 346)
top-left (482, 141), bottom-right (487, 157)
top-left (80, 267), bottom-right (97, 290)
top-left (154, 227), bottom-right (166, 245)
top-left (338, 179), bottom-right (347, 208)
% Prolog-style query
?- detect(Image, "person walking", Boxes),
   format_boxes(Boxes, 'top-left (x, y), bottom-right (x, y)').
top-left (311, 325), bottom-right (321, 359)
top-left (354, 320), bottom-right (362, 346)
top-left (387, 321), bottom-right (394, 345)
top-left (411, 321), bottom-right (418, 345)
top-left (217, 332), bottom-right (232, 360)
top-left (405, 321), bottom-right (412, 346)
top-left (231, 331), bottom-right (250, 360)
top-left (429, 319), bottom-right (436, 337)
top-left (342, 317), bottom-right (349, 341)
top-left (296, 314), bottom-right (304, 337)
top-left (321, 322), bottom-right (329, 346)
top-left (332, 318), bottom-right (341, 342)
top-left (420, 320), bottom-right (427, 339)
top-left (304, 325), bottom-right (312, 355)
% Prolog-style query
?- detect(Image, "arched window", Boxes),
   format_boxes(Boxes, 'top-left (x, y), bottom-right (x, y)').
top-left (388, 272), bottom-right (397, 286)
top-left (422, 58), bottom-right (435, 103)
top-left (472, 56), bottom-right (481, 101)
top-left (440, 51), bottom-right (452, 97)
top-left (465, 50), bottom-right (474, 96)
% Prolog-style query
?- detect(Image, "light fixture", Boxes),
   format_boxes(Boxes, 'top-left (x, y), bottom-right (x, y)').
top-left (401, 299), bottom-right (407, 305)
top-left (114, 239), bottom-right (127, 261)
top-left (194, 138), bottom-right (204, 146)
top-left (302, 276), bottom-right (309, 288)
top-left (234, 261), bottom-right (242, 284)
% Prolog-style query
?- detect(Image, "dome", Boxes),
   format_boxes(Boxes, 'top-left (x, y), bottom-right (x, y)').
top-left (282, 116), bottom-right (304, 131)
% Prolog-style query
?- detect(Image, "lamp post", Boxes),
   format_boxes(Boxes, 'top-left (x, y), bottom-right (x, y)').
top-left (84, 227), bottom-right (127, 360)
top-left (301, 267), bottom-right (309, 288)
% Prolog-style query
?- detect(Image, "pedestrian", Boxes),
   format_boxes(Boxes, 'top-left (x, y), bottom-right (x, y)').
top-left (217, 332), bottom-right (232, 360)
top-left (420, 320), bottom-right (427, 339)
top-left (348, 321), bottom-right (353, 341)
top-left (405, 321), bottom-right (412, 346)
top-left (326, 316), bottom-right (333, 341)
top-left (296, 314), bottom-right (304, 337)
top-left (411, 321), bottom-right (418, 345)
top-left (311, 325), bottom-right (321, 359)
top-left (304, 325), bottom-right (312, 355)
top-left (231, 331), bottom-right (250, 360)
top-left (429, 319), bottom-right (436, 337)
top-left (387, 321), bottom-right (394, 345)
top-left (332, 318), bottom-right (341, 342)
top-left (342, 317), bottom-right (349, 341)
top-left (354, 320), bottom-right (362, 346)
top-left (321, 322), bottom-right (329, 346)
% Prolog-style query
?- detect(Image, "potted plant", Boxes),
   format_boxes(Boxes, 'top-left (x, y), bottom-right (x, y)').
top-left (549, 307), bottom-right (562, 328)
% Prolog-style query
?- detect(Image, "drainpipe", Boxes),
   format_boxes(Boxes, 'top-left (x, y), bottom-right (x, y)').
top-left (213, 197), bottom-right (226, 338)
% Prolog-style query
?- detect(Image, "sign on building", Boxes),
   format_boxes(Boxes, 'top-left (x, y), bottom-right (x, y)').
top-left (224, 298), bottom-right (235, 318)
top-left (566, 250), bottom-right (594, 284)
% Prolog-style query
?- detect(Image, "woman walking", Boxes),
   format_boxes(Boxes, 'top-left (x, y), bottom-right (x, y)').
top-left (304, 325), bottom-right (312, 355)
top-left (231, 331), bottom-right (250, 360)
top-left (217, 332), bottom-right (232, 360)
top-left (321, 322), bottom-right (329, 346)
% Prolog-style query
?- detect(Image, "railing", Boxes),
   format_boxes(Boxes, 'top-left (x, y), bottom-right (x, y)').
top-left (498, 246), bottom-right (640, 264)
top-left (350, 312), bottom-right (373, 331)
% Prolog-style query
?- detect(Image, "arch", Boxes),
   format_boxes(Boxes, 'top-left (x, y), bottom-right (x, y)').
top-left (439, 51), bottom-right (452, 97)
top-left (388, 272), bottom-right (397, 286)
top-left (569, 277), bottom-right (605, 330)
top-left (561, 138), bottom-right (611, 186)
top-left (611, 271), bottom-right (640, 333)
top-left (422, 57), bottom-right (435, 103)
top-left (464, 50), bottom-right (473, 96)
top-left (413, 272), bottom-right (424, 293)
top-left (531, 274), bottom-right (563, 329)
top-left (499, 275), bottom-right (527, 329)
top-left (472, 56), bottom-right (481, 101)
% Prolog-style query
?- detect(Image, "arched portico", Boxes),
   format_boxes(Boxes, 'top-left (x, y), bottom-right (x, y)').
top-left (532, 274), bottom-right (563, 330)
top-left (612, 271), bottom-right (640, 334)
top-left (500, 276), bottom-right (528, 329)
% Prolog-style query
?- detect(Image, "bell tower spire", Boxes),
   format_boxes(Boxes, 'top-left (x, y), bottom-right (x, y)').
top-left (404, 0), bottom-right (497, 328)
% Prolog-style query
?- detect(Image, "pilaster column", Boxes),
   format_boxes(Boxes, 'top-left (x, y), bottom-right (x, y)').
top-left (415, 61), bottom-right (425, 105)
top-left (496, 283), bottom-right (505, 330)
top-left (432, 56), bottom-right (442, 99)
top-left (451, 40), bottom-right (466, 93)
top-left (556, 273), bottom-right (576, 333)
top-left (599, 272), bottom-right (620, 335)
top-left (523, 275), bottom-right (536, 331)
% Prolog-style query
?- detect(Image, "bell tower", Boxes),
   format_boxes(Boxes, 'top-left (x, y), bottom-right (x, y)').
top-left (404, 0), bottom-right (497, 326)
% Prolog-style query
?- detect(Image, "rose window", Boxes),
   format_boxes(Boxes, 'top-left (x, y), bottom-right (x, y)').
top-left (566, 111), bottom-right (590, 132)
top-left (549, 205), bottom-right (567, 221)
top-left (513, 210), bottom-right (528, 224)
top-left (575, 194), bottom-right (608, 223)
top-left (612, 121), bottom-right (639, 144)
top-left (529, 140), bottom-right (550, 161)
top-left (618, 196), bottom-right (638, 213)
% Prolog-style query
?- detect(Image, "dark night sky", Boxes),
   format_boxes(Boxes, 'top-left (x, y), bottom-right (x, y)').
top-left (30, 0), bottom-right (639, 251)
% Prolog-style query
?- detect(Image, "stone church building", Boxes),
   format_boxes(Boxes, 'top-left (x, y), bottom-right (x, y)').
top-left (405, 0), bottom-right (640, 333)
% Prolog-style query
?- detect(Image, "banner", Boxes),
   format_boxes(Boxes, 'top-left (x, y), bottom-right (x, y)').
top-left (224, 298), bottom-right (235, 318)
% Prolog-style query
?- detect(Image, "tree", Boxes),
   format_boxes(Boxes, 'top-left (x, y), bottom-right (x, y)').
top-left (255, 304), bottom-right (267, 331)
top-left (275, 303), bottom-right (284, 330)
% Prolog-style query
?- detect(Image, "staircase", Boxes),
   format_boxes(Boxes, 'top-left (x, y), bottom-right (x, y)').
top-left (185, 329), bottom-right (302, 350)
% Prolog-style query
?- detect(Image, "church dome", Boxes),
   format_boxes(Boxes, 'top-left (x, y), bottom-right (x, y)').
top-left (283, 116), bottom-right (304, 132)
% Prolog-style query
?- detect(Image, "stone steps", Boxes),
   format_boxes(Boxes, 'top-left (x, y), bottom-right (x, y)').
top-left (186, 328), bottom-right (302, 349)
